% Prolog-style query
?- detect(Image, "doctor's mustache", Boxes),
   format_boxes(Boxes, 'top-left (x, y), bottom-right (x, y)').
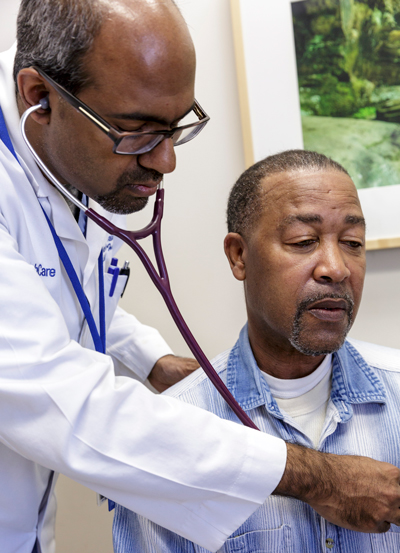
top-left (115, 167), bottom-right (163, 189)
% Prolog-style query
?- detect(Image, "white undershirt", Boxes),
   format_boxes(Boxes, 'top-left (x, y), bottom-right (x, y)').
top-left (261, 355), bottom-right (333, 447)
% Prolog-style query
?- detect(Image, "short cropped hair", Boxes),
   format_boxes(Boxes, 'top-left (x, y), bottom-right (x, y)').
top-left (227, 149), bottom-right (350, 236)
top-left (13, 0), bottom-right (180, 95)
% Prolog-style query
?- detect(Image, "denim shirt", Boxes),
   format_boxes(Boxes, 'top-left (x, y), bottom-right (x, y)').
top-left (113, 326), bottom-right (400, 553)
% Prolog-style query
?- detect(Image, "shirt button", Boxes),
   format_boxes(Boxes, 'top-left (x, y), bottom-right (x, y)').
top-left (326, 538), bottom-right (334, 549)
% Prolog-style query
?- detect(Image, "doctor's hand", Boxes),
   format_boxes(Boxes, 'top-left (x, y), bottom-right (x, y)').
top-left (274, 444), bottom-right (400, 533)
top-left (148, 354), bottom-right (200, 392)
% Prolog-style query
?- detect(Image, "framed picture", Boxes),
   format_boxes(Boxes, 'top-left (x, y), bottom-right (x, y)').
top-left (231, 0), bottom-right (400, 250)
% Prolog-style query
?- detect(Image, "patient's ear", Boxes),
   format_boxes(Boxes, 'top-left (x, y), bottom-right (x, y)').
top-left (224, 233), bottom-right (247, 281)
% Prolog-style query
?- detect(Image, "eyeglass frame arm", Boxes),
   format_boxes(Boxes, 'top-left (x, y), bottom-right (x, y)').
top-left (32, 66), bottom-right (210, 152)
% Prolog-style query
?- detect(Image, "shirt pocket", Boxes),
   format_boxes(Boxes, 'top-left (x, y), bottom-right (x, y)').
top-left (220, 525), bottom-right (292, 553)
top-left (371, 526), bottom-right (400, 552)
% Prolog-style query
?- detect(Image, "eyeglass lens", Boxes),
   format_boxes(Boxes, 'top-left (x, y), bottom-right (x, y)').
top-left (115, 121), bottom-right (207, 154)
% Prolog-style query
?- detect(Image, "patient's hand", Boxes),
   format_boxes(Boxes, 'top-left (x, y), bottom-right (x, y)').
top-left (274, 444), bottom-right (400, 533)
top-left (148, 354), bottom-right (200, 392)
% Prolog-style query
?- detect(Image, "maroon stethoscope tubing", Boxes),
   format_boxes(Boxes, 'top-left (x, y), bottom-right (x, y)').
top-left (21, 102), bottom-right (258, 431)
top-left (86, 189), bottom-right (259, 430)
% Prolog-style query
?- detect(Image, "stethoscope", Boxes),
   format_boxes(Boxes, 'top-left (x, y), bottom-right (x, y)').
top-left (20, 99), bottom-right (259, 432)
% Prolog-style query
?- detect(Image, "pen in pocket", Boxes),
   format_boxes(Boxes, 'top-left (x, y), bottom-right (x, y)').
top-left (119, 261), bottom-right (130, 297)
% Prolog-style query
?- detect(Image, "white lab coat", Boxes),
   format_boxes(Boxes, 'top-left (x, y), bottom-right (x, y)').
top-left (0, 45), bottom-right (286, 553)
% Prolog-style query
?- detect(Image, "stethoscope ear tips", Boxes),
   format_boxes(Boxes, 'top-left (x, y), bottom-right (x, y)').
top-left (39, 95), bottom-right (50, 110)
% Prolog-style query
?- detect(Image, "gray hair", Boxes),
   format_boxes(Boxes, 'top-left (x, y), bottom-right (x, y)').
top-left (14, 0), bottom-right (108, 94)
top-left (227, 149), bottom-right (350, 236)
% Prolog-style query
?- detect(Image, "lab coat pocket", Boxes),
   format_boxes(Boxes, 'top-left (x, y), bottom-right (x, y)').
top-left (220, 525), bottom-right (292, 553)
top-left (104, 271), bottom-right (128, 329)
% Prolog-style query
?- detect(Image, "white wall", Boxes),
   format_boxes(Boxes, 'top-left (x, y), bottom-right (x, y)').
top-left (1, 0), bottom-right (399, 552)
top-left (0, 0), bottom-right (18, 50)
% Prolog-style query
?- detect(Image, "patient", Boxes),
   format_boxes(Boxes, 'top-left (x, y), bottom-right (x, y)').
top-left (113, 150), bottom-right (400, 552)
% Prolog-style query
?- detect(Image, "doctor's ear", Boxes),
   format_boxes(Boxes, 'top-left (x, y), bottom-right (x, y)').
top-left (17, 67), bottom-right (52, 124)
top-left (224, 233), bottom-right (247, 281)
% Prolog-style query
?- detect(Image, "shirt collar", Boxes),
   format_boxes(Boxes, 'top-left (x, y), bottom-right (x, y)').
top-left (226, 324), bottom-right (387, 420)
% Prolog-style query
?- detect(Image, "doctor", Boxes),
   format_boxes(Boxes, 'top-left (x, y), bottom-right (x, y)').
top-left (1, 0), bottom-right (400, 552)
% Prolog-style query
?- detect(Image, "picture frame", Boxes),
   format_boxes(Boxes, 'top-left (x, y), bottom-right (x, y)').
top-left (230, 0), bottom-right (400, 250)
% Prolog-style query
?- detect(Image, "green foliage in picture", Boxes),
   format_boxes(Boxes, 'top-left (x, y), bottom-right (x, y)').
top-left (292, 0), bottom-right (400, 187)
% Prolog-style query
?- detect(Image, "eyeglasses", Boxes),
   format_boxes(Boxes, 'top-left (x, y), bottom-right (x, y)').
top-left (33, 66), bottom-right (210, 155)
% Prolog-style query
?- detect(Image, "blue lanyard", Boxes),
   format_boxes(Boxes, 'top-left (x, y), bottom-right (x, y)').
top-left (0, 108), bottom-right (106, 354)
top-left (41, 207), bottom-right (106, 354)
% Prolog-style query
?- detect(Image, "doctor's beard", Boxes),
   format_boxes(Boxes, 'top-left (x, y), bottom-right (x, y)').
top-left (93, 167), bottom-right (163, 214)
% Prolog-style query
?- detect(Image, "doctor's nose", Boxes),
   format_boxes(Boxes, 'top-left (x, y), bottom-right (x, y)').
top-left (138, 137), bottom-right (176, 175)
top-left (313, 245), bottom-right (351, 283)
